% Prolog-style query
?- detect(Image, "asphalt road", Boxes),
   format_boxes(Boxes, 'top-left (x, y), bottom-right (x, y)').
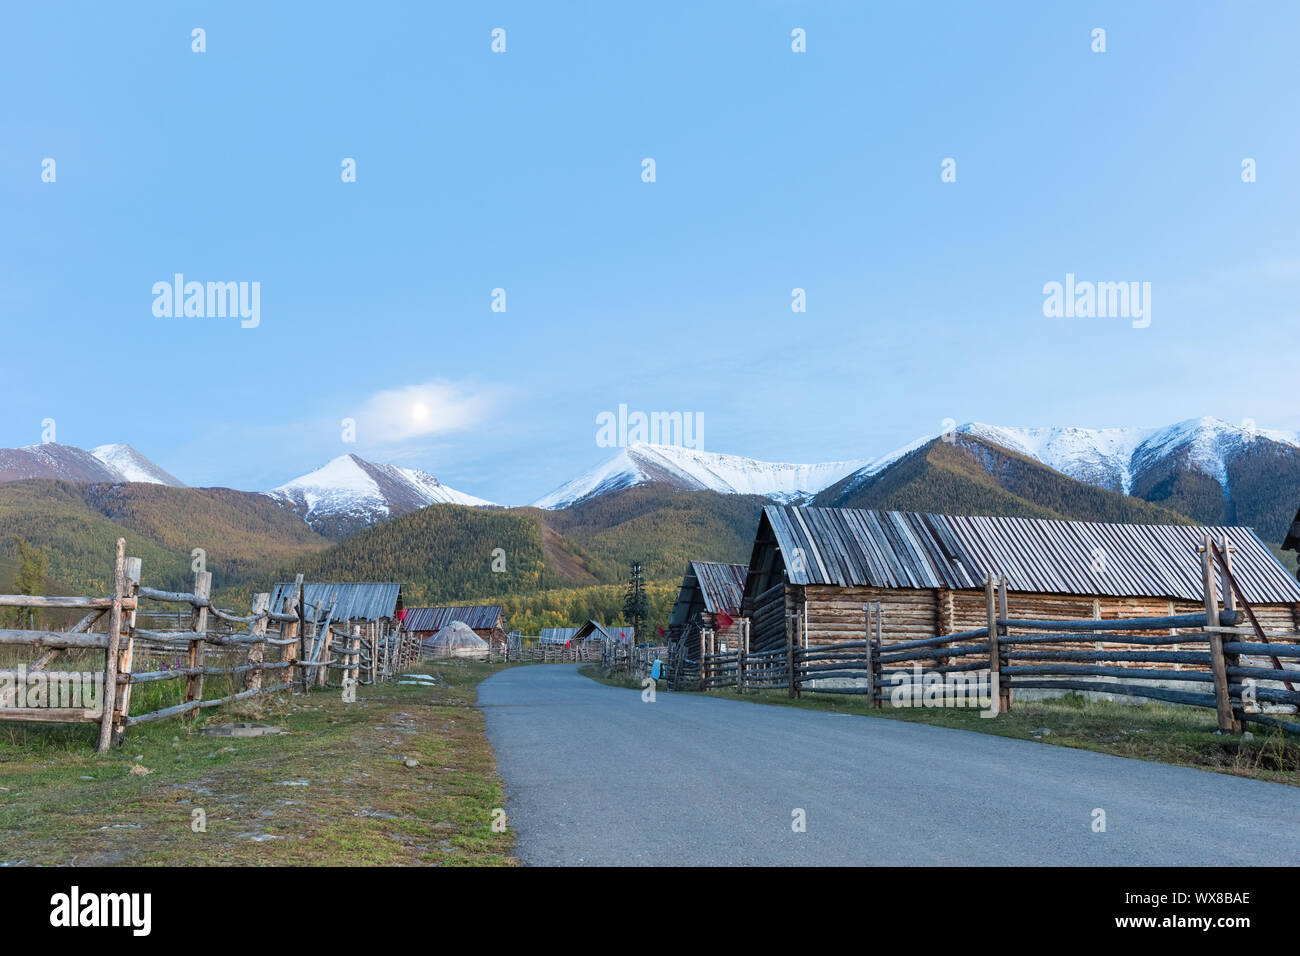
top-left (478, 664), bottom-right (1300, 866)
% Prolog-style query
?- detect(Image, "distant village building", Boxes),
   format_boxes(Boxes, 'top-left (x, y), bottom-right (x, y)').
top-left (743, 505), bottom-right (1300, 652)
top-left (268, 581), bottom-right (404, 639)
top-left (539, 627), bottom-right (580, 646)
top-left (667, 561), bottom-right (747, 661)
top-left (571, 620), bottom-right (636, 656)
top-left (404, 605), bottom-right (508, 653)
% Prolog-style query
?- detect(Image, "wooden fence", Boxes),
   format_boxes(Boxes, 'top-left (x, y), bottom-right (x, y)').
top-left (604, 640), bottom-right (668, 677)
top-left (0, 539), bottom-right (423, 752)
top-left (685, 534), bottom-right (1300, 736)
top-left (489, 641), bottom-right (602, 663)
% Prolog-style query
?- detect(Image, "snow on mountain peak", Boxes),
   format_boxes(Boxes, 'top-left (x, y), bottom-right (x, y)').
top-left (265, 453), bottom-right (495, 525)
top-left (90, 444), bottom-right (186, 487)
top-left (530, 442), bottom-right (871, 509)
top-left (956, 417), bottom-right (1299, 494)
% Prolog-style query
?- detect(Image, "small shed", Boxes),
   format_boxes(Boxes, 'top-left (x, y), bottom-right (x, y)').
top-left (539, 626), bottom-right (580, 646)
top-left (403, 605), bottom-right (508, 652)
top-left (268, 581), bottom-right (404, 639)
top-left (571, 620), bottom-right (636, 656)
top-left (667, 560), bottom-right (748, 660)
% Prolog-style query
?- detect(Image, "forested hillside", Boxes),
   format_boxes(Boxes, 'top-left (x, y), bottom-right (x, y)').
top-left (816, 437), bottom-right (1197, 526)
top-left (0, 479), bottom-right (330, 596)
top-left (538, 485), bottom-right (766, 580)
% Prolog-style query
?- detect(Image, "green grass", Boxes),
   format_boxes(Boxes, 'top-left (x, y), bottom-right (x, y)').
top-left (577, 664), bottom-right (660, 692)
top-left (0, 660), bottom-right (519, 865)
top-left (579, 666), bottom-right (1300, 787)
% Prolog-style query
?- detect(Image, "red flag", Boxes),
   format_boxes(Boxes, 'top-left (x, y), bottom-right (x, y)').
top-left (716, 611), bottom-right (734, 631)
top-left (657, 626), bottom-right (665, 637)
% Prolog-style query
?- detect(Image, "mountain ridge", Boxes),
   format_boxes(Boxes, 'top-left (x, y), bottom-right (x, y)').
top-left (264, 453), bottom-right (496, 537)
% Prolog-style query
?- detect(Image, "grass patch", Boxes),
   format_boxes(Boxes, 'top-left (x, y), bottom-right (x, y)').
top-left (0, 660), bottom-right (518, 865)
top-left (577, 663), bottom-right (659, 692)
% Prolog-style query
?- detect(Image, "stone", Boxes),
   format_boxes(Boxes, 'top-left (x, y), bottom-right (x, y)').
top-left (201, 722), bottom-right (283, 738)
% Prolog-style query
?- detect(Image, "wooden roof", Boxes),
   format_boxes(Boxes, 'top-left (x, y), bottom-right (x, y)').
top-left (751, 505), bottom-right (1300, 604)
top-left (668, 561), bottom-right (747, 628)
top-left (573, 620), bottom-right (636, 644)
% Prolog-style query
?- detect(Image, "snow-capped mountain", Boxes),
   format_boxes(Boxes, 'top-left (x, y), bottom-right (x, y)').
top-left (91, 444), bottom-right (186, 487)
top-left (531, 443), bottom-right (871, 510)
top-left (0, 442), bottom-right (183, 486)
top-left (958, 418), bottom-right (1300, 496)
top-left (265, 454), bottom-right (496, 536)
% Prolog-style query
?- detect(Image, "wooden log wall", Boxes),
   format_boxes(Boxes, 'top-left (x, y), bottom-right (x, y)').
top-left (802, 585), bottom-right (938, 647)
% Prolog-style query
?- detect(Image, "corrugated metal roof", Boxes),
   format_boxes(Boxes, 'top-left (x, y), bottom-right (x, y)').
top-left (579, 621), bottom-right (634, 643)
top-left (403, 605), bottom-right (504, 633)
top-left (539, 627), bottom-right (580, 645)
top-left (269, 582), bottom-right (402, 622)
top-left (760, 505), bottom-right (1300, 604)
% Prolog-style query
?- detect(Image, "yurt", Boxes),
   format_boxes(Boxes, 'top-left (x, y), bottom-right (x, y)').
top-left (423, 620), bottom-right (490, 660)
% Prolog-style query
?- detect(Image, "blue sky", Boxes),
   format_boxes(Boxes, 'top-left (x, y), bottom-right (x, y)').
top-left (2, 1), bottom-right (1297, 505)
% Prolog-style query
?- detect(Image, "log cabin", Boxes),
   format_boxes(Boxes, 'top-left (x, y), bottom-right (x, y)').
top-left (667, 561), bottom-right (748, 661)
top-left (743, 505), bottom-right (1300, 654)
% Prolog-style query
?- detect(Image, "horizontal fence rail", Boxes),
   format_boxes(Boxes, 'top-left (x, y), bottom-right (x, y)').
top-left (0, 540), bottom-right (424, 752)
top-left (668, 533), bottom-right (1299, 738)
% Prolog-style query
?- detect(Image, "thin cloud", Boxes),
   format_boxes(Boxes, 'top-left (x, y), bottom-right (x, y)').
top-left (354, 381), bottom-right (505, 443)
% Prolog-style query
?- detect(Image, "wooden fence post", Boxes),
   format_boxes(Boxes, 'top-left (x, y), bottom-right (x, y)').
top-left (294, 575), bottom-right (308, 694)
top-left (863, 604), bottom-right (878, 708)
top-left (873, 601), bottom-right (883, 704)
top-left (984, 573), bottom-right (1004, 715)
top-left (996, 576), bottom-right (1011, 712)
top-left (1201, 535), bottom-right (1240, 733)
top-left (787, 613), bottom-right (798, 698)
top-left (280, 592), bottom-right (299, 692)
top-left (1218, 534), bottom-right (1245, 708)
top-left (96, 539), bottom-right (127, 754)
top-left (317, 621), bottom-right (329, 686)
top-left (112, 557), bottom-right (142, 743)
top-left (247, 593), bottom-right (269, 693)
top-left (185, 569), bottom-right (212, 716)
top-left (736, 624), bottom-right (746, 694)
top-left (344, 623), bottom-right (360, 700)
